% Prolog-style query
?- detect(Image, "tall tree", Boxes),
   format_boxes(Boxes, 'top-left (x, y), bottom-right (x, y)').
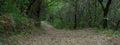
top-left (27, 0), bottom-right (41, 19)
top-left (73, 0), bottom-right (78, 29)
top-left (27, 0), bottom-right (42, 27)
top-left (98, 0), bottom-right (112, 29)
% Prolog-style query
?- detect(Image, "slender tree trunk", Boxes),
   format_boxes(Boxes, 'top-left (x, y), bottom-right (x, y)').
top-left (115, 20), bottom-right (120, 30)
top-left (26, 0), bottom-right (36, 14)
top-left (73, 0), bottom-right (77, 29)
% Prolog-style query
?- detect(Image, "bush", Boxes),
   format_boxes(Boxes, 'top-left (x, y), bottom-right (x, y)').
top-left (0, 15), bottom-right (14, 33)
top-left (96, 29), bottom-right (120, 35)
top-left (53, 19), bottom-right (62, 29)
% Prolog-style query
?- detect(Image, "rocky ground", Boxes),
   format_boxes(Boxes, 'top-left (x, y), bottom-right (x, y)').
top-left (0, 21), bottom-right (120, 45)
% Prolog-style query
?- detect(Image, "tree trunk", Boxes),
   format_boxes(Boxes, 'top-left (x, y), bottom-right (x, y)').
top-left (103, 0), bottom-right (112, 29)
top-left (27, 0), bottom-right (42, 27)
top-left (98, 0), bottom-right (112, 29)
top-left (73, 0), bottom-right (77, 29)
top-left (115, 20), bottom-right (120, 30)
top-left (26, 0), bottom-right (36, 14)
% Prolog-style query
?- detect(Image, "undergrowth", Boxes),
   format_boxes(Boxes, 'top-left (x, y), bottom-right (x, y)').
top-left (96, 29), bottom-right (120, 36)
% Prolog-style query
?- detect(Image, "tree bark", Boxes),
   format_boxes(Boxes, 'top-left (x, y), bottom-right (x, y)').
top-left (115, 20), bottom-right (120, 30)
top-left (73, 0), bottom-right (78, 29)
top-left (103, 0), bottom-right (112, 28)
top-left (27, 0), bottom-right (42, 27)
top-left (26, 0), bottom-right (36, 14)
top-left (98, 0), bottom-right (112, 29)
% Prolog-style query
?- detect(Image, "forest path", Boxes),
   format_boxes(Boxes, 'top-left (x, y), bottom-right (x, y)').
top-left (2, 21), bottom-right (120, 45)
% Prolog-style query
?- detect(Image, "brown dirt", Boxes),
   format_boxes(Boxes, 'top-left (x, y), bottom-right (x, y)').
top-left (1, 21), bottom-right (120, 45)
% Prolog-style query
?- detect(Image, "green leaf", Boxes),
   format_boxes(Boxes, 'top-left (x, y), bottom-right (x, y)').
top-left (118, 8), bottom-right (120, 11)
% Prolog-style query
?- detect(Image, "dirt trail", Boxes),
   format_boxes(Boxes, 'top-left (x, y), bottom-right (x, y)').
top-left (1, 21), bottom-right (120, 45)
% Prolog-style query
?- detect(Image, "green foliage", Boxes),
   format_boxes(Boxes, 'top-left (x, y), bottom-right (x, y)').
top-left (0, 0), bottom-right (17, 13)
top-left (96, 29), bottom-right (120, 35)
top-left (0, 0), bottom-right (36, 33)
top-left (43, 0), bottom-right (120, 30)
top-left (19, 31), bottom-right (26, 35)
top-left (79, 22), bottom-right (87, 28)
top-left (53, 19), bottom-right (63, 29)
top-left (47, 0), bottom-right (63, 13)
top-left (53, 19), bottom-right (70, 29)
top-left (118, 8), bottom-right (120, 11)
top-left (0, 0), bottom-right (120, 33)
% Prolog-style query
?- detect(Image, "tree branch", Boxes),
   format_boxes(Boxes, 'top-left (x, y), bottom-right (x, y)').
top-left (98, 0), bottom-right (104, 10)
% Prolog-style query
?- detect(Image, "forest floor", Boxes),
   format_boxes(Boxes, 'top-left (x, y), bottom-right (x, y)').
top-left (1, 21), bottom-right (120, 45)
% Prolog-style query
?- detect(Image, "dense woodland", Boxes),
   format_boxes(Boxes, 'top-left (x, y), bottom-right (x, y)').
top-left (0, 0), bottom-right (120, 45)
top-left (0, 0), bottom-right (120, 33)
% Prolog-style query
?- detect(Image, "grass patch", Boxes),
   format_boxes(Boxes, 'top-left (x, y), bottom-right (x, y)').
top-left (96, 29), bottom-right (120, 36)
